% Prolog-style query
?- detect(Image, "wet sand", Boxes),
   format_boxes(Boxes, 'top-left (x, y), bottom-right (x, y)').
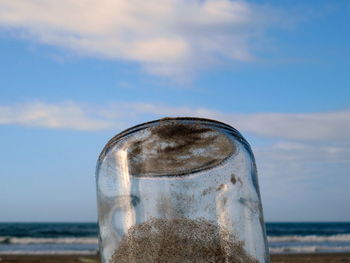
top-left (0, 254), bottom-right (350, 263)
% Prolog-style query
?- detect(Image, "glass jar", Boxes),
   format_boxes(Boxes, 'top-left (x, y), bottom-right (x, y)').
top-left (96, 117), bottom-right (270, 263)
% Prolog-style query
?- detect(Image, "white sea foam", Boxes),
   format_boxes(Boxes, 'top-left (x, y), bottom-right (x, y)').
top-left (3, 235), bottom-right (350, 244)
top-left (0, 250), bottom-right (98, 255)
top-left (269, 245), bottom-right (350, 254)
top-left (268, 234), bottom-right (350, 243)
top-left (0, 237), bottom-right (98, 245)
top-left (2, 235), bottom-right (350, 255)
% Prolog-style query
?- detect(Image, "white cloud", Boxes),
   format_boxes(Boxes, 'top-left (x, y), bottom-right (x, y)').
top-left (0, 101), bottom-right (113, 130)
top-left (1, 101), bottom-right (350, 143)
top-left (0, 0), bottom-right (279, 78)
top-left (106, 102), bottom-right (350, 142)
top-left (227, 111), bottom-right (350, 141)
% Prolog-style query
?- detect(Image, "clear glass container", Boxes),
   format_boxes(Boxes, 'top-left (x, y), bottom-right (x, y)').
top-left (96, 118), bottom-right (270, 263)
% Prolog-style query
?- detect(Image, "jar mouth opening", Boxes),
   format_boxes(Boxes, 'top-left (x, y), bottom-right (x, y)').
top-left (97, 117), bottom-right (250, 177)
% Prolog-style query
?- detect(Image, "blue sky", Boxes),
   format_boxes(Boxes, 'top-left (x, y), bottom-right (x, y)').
top-left (0, 0), bottom-right (349, 222)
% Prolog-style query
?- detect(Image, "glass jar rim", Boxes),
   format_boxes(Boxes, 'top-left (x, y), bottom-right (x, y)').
top-left (98, 117), bottom-right (250, 164)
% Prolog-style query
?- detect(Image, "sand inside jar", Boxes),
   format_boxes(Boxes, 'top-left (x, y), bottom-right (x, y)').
top-left (110, 218), bottom-right (257, 263)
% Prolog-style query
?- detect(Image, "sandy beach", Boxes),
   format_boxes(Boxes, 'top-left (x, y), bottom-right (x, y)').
top-left (0, 254), bottom-right (350, 263)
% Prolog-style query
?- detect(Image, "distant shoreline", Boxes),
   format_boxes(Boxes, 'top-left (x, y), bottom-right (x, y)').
top-left (0, 253), bottom-right (350, 263)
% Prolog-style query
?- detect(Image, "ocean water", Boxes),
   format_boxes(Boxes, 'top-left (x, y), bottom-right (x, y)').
top-left (0, 222), bottom-right (349, 254)
top-left (267, 222), bottom-right (350, 254)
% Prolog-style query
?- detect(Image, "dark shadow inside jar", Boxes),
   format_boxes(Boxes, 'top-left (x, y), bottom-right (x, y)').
top-left (126, 121), bottom-right (236, 177)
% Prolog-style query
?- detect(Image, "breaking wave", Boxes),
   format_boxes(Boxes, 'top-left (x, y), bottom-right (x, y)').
top-left (268, 234), bottom-right (350, 243)
top-left (0, 237), bottom-right (98, 245)
top-left (269, 245), bottom-right (350, 254)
